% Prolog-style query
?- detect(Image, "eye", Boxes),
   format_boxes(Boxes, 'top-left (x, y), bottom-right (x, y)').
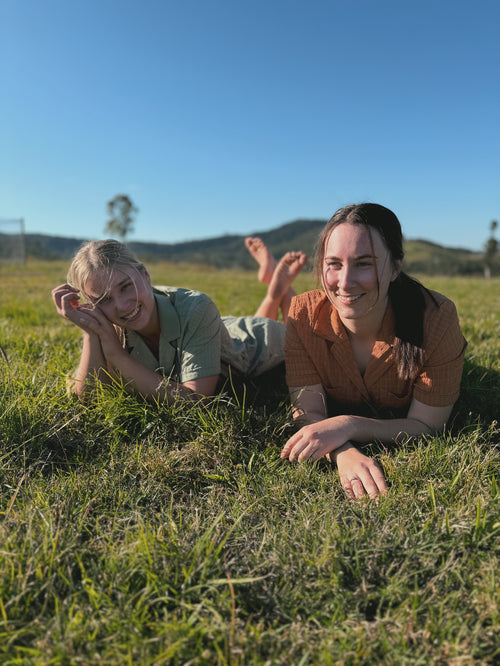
top-left (121, 281), bottom-right (133, 292)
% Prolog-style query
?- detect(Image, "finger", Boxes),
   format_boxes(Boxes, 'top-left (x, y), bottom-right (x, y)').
top-left (52, 285), bottom-right (74, 310)
top-left (309, 445), bottom-right (329, 462)
top-left (369, 466), bottom-right (388, 497)
top-left (52, 284), bottom-right (78, 297)
top-left (350, 476), bottom-right (366, 499)
top-left (282, 431), bottom-right (318, 462)
top-left (281, 430), bottom-right (304, 458)
top-left (51, 283), bottom-right (73, 298)
top-left (340, 476), bottom-right (355, 500)
top-left (61, 291), bottom-right (81, 312)
top-left (64, 307), bottom-right (101, 334)
top-left (287, 438), bottom-right (311, 462)
top-left (297, 441), bottom-right (323, 462)
top-left (355, 466), bottom-right (388, 500)
top-left (358, 461), bottom-right (388, 499)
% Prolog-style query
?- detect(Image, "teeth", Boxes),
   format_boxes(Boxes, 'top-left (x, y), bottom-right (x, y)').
top-left (338, 295), bottom-right (361, 303)
top-left (123, 305), bottom-right (140, 321)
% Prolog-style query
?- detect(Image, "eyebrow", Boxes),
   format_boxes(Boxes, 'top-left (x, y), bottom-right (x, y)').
top-left (325, 253), bottom-right (376, 261)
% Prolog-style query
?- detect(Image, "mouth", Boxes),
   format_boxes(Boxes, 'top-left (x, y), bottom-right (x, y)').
top-left (122, 304), bottom-right (141, 322)
top-left (336, 293), bottom-right (364, 305)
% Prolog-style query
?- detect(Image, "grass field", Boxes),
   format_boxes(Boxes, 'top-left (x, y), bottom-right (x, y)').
top-left (0, 261), bottom-right (499, 665)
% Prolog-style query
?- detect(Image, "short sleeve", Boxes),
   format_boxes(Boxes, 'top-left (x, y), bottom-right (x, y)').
top-left (413, 298), bottom-right (467, 406)
top-left (285, 302), bottom-right (323, 388)
top-left (177, 299), bottom-right (222, 383)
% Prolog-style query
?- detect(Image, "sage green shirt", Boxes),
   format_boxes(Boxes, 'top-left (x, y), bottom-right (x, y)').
top-left (125, 286), bottom-right (285, 384)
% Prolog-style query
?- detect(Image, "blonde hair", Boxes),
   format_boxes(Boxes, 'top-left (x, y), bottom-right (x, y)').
top-left (67, 239), bottom-right (144, 298)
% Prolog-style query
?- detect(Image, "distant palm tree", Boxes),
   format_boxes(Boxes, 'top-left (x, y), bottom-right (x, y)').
top-left (484, 220), bottom-right (498, 279)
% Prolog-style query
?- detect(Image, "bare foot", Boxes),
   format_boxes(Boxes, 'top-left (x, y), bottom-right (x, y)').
top-left (267, 251), bottom-right (308, 302)
top-left (245, 237), bottom-right (276, 284)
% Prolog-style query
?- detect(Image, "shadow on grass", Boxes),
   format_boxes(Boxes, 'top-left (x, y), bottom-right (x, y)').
top-left (216, 362), bottom-right (290, 412)
top-left (4, 365), bottom-right (293, 487)
top-left (5, 357), bottom-right (498, 480)
top-left (451, 357), bottom-right (499, 438)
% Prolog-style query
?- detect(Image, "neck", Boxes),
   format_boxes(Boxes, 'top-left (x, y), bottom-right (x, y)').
top-left (141, 331), bottom-right (160, 355)
top-left (340, 296), bottom-right (388, 340)
top-left (137, 301), bottom-right (160, 341)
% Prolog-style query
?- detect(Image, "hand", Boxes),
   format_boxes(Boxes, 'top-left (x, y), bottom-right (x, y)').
top-left (52, 283), bottom-right (83, 318)
top-left (281, 415), bottom-right (353, 462)
top-left (52, 283), bottom-right (121, 353)
top-left (334, 443), bottom-right (387, 499)
top-left (52, 284), bottom-right (98, 334)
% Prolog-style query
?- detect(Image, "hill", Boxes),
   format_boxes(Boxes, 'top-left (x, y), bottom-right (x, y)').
top-left (0, 219), bottom-right (495, 275)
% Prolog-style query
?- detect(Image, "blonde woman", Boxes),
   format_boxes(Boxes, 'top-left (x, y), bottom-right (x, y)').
top-left (52, 238), bottom-right (306, 403)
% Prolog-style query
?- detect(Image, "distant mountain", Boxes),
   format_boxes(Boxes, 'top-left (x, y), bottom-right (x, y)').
top-left (0, 219), bottom-right (494, 275)
top-left (0, 219), bottom-right (327, 268)
top-left (403, 238), bottom-right (488, 276)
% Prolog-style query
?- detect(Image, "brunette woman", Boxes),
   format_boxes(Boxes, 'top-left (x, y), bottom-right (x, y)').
top-left (281, 203), bottom-right (467, 499)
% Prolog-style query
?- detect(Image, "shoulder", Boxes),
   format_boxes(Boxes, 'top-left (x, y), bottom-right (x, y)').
top-left (290, 289), bottom-right (328, 320)
top-left (423, 288), bottom-right (460, 321)
top-left (422, 288), bottom-right (464, 349)
top-left (153, 287), bottom-right (221, 341)
top-left (154, 286), bottom-right (216, 314)
top-left (288, 289), bottom-right (339, 341)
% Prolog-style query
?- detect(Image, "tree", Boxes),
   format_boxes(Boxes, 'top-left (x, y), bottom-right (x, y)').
top-left (104, 194), bottom-right (138, 240)
top-left (484, 219), bottom-right (498, 279)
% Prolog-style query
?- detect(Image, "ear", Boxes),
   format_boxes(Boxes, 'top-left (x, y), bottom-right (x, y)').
top-left (390, 260), bottom-right (402, 282)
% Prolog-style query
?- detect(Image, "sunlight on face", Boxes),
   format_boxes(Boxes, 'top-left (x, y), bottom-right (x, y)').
top-left (322, 223), bottom-right (399, 328)
top-left (84, 267), bottom-right (157, 332)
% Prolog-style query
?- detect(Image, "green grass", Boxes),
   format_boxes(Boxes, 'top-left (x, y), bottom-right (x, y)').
top-left (0, 262), bottom-right (499, 664)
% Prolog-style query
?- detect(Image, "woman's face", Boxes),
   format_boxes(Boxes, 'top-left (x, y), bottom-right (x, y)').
top-left (322, 222), bottom-right (399, 328)
top-left (84, 266), bottom-right (157, 333)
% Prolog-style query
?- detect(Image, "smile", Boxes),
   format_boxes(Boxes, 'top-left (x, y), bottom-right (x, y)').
top-left (122, 305), bottom-right (141, 322)
top-left (336, 294), bottom-right (364, 305)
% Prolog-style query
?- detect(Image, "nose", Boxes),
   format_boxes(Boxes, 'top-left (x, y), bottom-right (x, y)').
top-left (338, 265), bottom-right (354, 290)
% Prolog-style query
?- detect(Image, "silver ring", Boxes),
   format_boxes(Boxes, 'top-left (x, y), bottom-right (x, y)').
top-left (349, 476), bottom-right (358, 482)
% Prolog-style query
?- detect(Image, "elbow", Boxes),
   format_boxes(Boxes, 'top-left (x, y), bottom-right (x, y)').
top-left (73, 382), bottom-right (90, 404)
top-left (408, 417), bottom-right (446, 437)
top-left (67, 375), bottom-right (93, 403)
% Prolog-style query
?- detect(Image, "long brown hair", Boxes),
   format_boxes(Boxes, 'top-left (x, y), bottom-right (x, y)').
top-left (316, 203), bottom-right (435, 380)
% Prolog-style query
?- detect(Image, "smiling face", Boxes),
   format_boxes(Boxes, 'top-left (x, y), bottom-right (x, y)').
top-left (322, 222), bottom-right (400, 333)
top-left (84, 266), bottom-right (158, 335)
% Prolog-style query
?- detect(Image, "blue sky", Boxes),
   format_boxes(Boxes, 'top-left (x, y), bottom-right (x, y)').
top-left (1, 0), bottom-right (499, 251)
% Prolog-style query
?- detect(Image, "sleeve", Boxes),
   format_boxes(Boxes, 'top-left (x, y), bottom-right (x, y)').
top-left (413, 298), bottom-right (467, 407)
top-left (177, 297), bottom-right (222, 383)
top-left (285, 299), bottom-right (323, 388)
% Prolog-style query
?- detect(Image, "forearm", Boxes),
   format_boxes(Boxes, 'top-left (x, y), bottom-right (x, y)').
top-left (104, 347), bottom-right (210, 405)
top-left (340, 413), bottom-right (435, 447)
top-left (71, 333), bottom-right (113, 399)
top-left (283, 406), bottom-right (441, 463)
